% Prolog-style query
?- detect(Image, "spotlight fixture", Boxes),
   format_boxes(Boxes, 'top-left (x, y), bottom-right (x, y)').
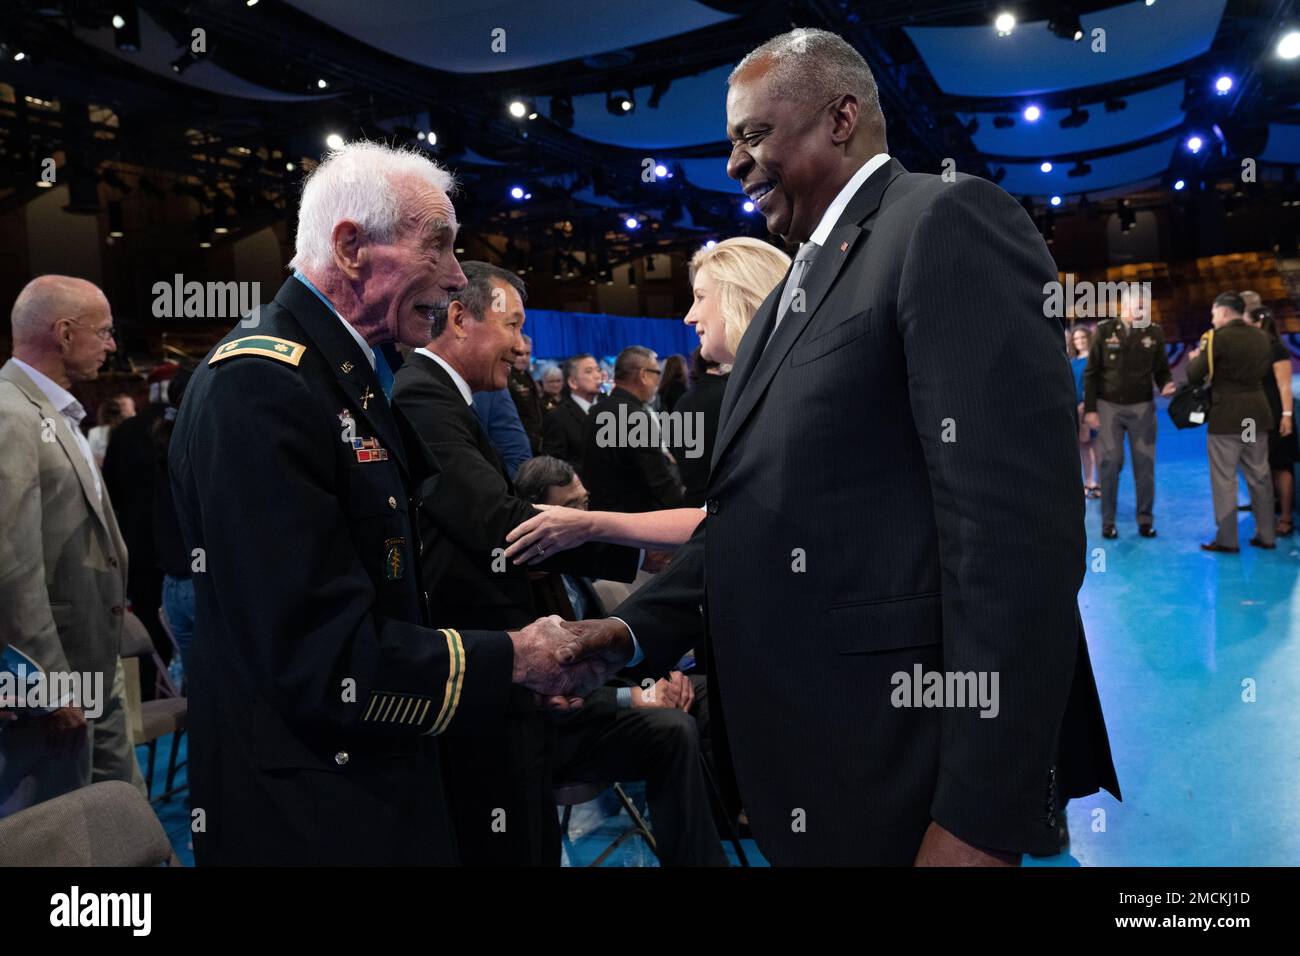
top-left (510, 186), bottom-right (525, 200)
top-left (1048, 7), bottom-right (1084, 42)
top-left (1068, 160), bottom-right (1092, 177)
top-left (1278, 30), bottom-right (1300, 60)
top-left (606, 91), bottom-right (635, 115)
top-left (325, 132), bottom-right (345, 150)
top-left (1023, 105), bottom-right (1042, 122)
top-left (1041, 161), bottom-right (1053, 173)
top-left (170, 50), bottom-right (199, 74)
top-left (507, 98), bottom-right (533, 119)
top-left (316, 78), bottom-right (328, 89)
top-left (1174, 179), bottom-right (1186, 190)
top-left (704, 240), bottom-right (717, 249)
top-left (112, 5), bottom-right (140, 51)
top-left (1186, 135), bottom-right (1203, 153)
top-left (647, 79), bottom-right (672, 109)
top-left (654, 164), bottom-right (668, 179)
top-left (1214, 75), bottom-right (1233, 95)
top-left (108, 200), bottom-right (125, 238)
top-left (995, 12), bottom-right (1016, 36)
top-left (1050, 195), bottom-right (1062, 206)
top-left (625, 216), bottom-right (640, 230)
top-left (993, 115), bottom-right (1015, 129)
top-left (550, 94), bottom-right (574, 129)
top-left (1059, 106), bottom-right (1089, 129)
top-left (742, 200), bottom-right (755, 213)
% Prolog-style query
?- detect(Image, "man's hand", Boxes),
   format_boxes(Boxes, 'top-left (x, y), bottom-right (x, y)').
top-left (509, 615), bottom-right (601, 710)
top-left (1083, 411), bottom-right (1100, 430)
top-left (913, 821), bottom-right (1020, 867)
top-left (631, 670), bottom-right (694, 710)
top-left (40, 705), bottom-right (88, 759)
top-left (1160, 381), bottom-right (1177, 397)
top-left (1281, 415), bottom-right (1293, 438)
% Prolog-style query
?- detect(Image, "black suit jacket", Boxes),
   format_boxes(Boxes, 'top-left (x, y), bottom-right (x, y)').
top-left (582, 386), bottom-right (684, 513)
top-left (391, 351), bottom-right (639, 865)
top-left (541, 394), bottom-right (589, 469)
top-left (170, 277), bottom-right (514, 865)
top-left (615, 160), bottom-right (1120, 864)
top-left (670, 373), bottom-right (728, 509)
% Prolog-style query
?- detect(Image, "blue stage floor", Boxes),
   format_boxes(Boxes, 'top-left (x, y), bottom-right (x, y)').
top-left (144, 393), bottom-right (1299, 867)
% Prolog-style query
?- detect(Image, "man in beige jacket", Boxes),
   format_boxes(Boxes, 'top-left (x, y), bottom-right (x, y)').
top-left (0, 275), bottom-right (145, 817)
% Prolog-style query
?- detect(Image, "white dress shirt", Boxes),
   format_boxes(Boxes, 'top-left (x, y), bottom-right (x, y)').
top-left (809, 152), bottom-right (891, 247)
top-left (571, 393), bottom-right (593, 414)
top-left (11, 357), bottom-right (102, 502)
top-left (415, 348), bottom-right (473, 405)
top-left (293, 272), bottom-right (376, 370)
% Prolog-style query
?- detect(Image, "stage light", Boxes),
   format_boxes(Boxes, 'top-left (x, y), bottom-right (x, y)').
top-left (510, 186), bottom-right (525, 199)
top-left (742, 200), bottom-right (755, 213)
top-left (36, 178), bottom-right (53, 188)
top-left (317, 78), bottom-right (328, 89)
top-left (1041, 162), bottom-right (1053, 173)
top-left (625, 217), bottom-right (640, 230)
top-left (1050, 195), bottom-right (1062, 206)
top-left (1048, 8), bottom-right (1084, 42)
top-left (13, 51), bottom-right (26, 61)
top-left (1023, 105), bottom-right (1041, 122)
top-left (524, 192), bottom-right (532, 199)
top-left (654, 164), bottom-right (668, 179)
top-left (1174, 179), bottom-right (1185, 190)
top-left (112, 5), bottom-right (139, 51)
top-left (199, 241), bottom-right (212, 248)
top-left (1215, 75), bottom-right (1233, 94)
top-left (1186, 135), bottom-right (1203, 153)
top-left (246, 0), bottom-right (260, 6)
top-left (285, 162), bottom-right (294, 171)
top-left (1060, 106), bottom-right (1089, 129)
top-left (108, 201), bottom-right (125, 238)
top-left (995, 12), bottom-right (1016, 36)
top-left (325, 133), bottom-right (345, 150)
top-left (508, 100), bottom-right (528, 118)
top-left (1278, 31), bottom-right (1300, 60)
top-left (606, 91), bottom-right (635, 115)
top-left (705, 240), bottom-right (717, 249)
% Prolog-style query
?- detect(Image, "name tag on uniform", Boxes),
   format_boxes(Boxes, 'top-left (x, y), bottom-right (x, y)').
top-left (351, 437), bottom-right (389, 463)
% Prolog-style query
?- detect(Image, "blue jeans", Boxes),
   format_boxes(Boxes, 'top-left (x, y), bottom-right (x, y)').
top-left (161, 575), bottom-right (196, 671)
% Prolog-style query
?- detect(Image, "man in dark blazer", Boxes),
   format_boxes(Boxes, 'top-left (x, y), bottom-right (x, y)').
top-left (169, 144), bottom-right (586, 865)
top-left (558, 28), bottom-right (1120, 866)
top-left (581, 346), bottom-right (685, 513)
top-left (390, 262), bottom-right (641, 865)
top-left (541, 353), bottom-right (601, 470)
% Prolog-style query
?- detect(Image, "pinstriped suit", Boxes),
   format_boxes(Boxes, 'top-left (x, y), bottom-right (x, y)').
top-left (615, 160), bottom-right (1120, 864)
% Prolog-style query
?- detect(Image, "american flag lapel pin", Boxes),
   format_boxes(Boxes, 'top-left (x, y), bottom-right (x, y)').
top-left (840, 240), bottom-right (849, 252)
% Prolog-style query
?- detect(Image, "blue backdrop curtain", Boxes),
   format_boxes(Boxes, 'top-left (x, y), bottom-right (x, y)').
top-left (525, 309), bottom-right (697, 361)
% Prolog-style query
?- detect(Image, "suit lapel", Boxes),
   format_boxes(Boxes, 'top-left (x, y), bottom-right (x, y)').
top-left (273, 278), bottom-right (409, 478)
top-left (0, 361), bottom-right (111, 532)
top-left (711, 159), bottom-right (905, 472)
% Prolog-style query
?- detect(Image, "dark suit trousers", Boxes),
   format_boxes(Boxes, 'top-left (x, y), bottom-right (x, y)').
top-left (555, 677), bottom-right (726, 866)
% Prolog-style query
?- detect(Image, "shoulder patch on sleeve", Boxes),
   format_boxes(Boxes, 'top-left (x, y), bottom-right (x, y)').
top-left (209, 335), bottom-right (307, 367)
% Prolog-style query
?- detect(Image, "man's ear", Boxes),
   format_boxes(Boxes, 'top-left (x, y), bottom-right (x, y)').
top-left (447, 300), bottom-right (469, 339)
top-left (831, 95), bottom-right (859, 145)
top-left (330, 220), bottom-right (366, 278)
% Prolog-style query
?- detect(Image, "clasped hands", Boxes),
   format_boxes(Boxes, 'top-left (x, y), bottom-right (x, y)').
top-left (507, 615), bottom-right (634, 711)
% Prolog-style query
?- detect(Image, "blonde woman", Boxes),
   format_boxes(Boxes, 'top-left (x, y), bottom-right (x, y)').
top-left (505, 237), bottom-right (790, 562)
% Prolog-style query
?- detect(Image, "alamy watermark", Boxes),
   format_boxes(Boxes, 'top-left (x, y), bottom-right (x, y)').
top-left (152, 274), bottom-right (260, 326)
top-left (0, 665), bottom-right (104, 718)
top-left (891, 665), bottom-right (1000, 718)
top-left (594, 405), bottom-right (705, 459)
top-left (1043, 275), bottom-right (1151, 325)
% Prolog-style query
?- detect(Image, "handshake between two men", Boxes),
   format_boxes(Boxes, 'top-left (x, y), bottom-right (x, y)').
top-left (508, 616), bottom-right (637, 710)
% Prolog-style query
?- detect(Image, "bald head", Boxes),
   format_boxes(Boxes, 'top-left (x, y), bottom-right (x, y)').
top-left (10, 275), bottom-right (115, 385)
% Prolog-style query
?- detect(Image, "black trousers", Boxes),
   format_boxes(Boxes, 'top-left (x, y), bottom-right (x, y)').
top-left (555, 676), bottom-right (727, 866)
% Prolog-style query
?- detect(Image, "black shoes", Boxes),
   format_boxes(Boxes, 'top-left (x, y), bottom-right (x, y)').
top-left (1201, 542), bottom-right (1240, 553)
top-left (1138, 525), bottom-right (1157, 538)
top-left (1102, 525), bottom-right (1118, 539)
top-left (1249, 537), bottom-right (1276, 550)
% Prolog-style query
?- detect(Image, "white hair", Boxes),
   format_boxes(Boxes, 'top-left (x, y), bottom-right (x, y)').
top-left (289, 141), bottom-right (457, 273)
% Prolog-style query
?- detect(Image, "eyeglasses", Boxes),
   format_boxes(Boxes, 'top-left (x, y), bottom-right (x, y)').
top-left (66, 319), bottom-right (117, 342)
top-left (640, 366), bottom-right (662, 377)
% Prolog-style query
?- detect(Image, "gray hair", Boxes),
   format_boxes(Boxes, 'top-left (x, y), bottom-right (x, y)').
top-left (515, 455), bottom-right (577, 504)
top-left (290, 141), bottom-right (456, 274)
top-left (431, 260), bottom-right (527, 339)
top-left (731, 28), bottom-right (882, 123)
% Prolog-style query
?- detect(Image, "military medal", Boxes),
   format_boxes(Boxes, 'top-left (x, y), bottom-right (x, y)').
top-left (360, 386), bottom-right (374, 410)
top-left (352, 436), bottom-right (388, 462)
top-left (1141, 336), bottom-right (1153, 348)
top-left (340, 361), bottom-right (354, 374)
